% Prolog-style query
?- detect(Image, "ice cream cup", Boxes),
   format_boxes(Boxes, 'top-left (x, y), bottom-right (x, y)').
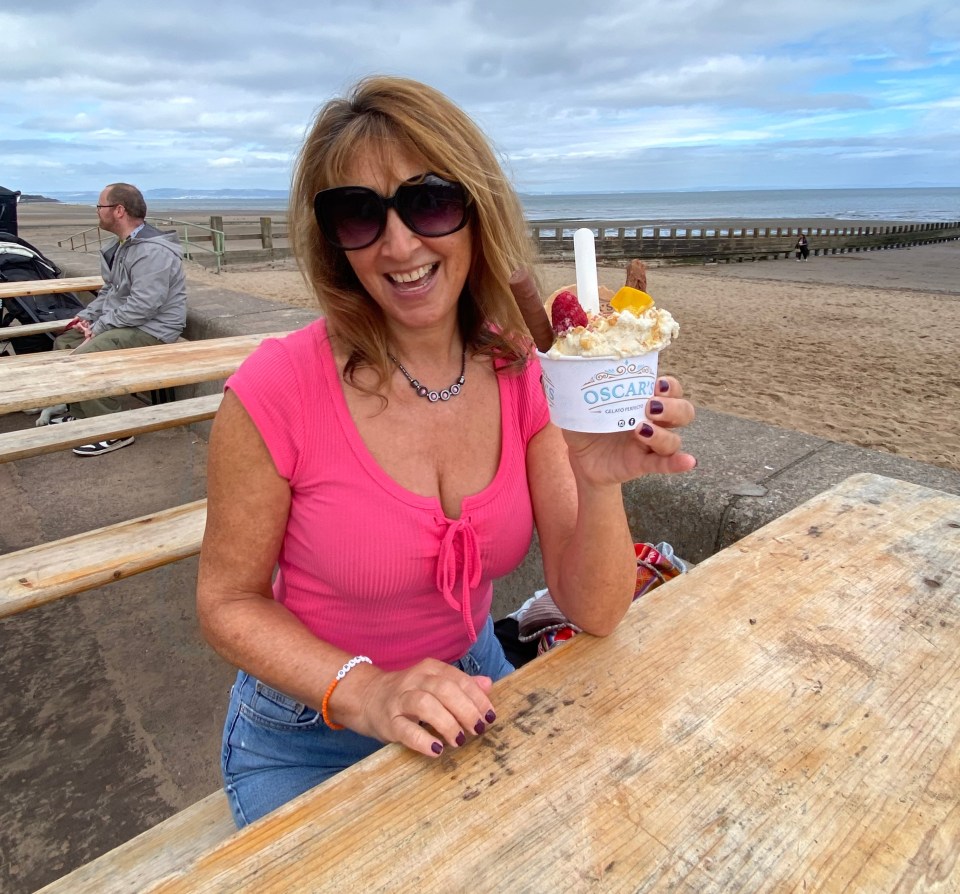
top-left (536, 349), bottom-right (660, 433)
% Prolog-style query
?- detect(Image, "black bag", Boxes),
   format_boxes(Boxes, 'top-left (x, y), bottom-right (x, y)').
top-left (0, 232), bottom-right (86, 353)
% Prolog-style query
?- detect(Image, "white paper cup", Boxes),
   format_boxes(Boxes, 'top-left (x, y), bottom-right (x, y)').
top-left (536, 350), bottom-right (660, 433)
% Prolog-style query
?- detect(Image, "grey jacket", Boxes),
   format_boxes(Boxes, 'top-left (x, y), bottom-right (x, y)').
top-left (81, 223), bottom-right (187, 343)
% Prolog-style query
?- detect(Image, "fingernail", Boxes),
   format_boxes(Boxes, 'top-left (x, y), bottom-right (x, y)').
top-left (658, 378), bottom-right (669, 393)
top-left (648, 400), bottom-right (664, 415)
top-left (474, 720), bottom-right (486, 735)
top-left (485, 709), bottom-right (496, 724)
top-left (455, 730), bottom-right (466, 747)
top-left (431, 741), bottom-right (443, 755)
top-left (639, 423), bottom-right (654, 438)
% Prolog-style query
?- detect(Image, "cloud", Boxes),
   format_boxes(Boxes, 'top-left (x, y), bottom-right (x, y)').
top-left (1, 0), bottom-right (958, 193)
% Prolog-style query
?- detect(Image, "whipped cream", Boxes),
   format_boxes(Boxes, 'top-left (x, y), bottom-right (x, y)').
top-left (546, 307), bottom-right (679, 358)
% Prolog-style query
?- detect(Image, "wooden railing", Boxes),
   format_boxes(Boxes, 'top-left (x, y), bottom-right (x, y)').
top-left (58, 218), bottom-right (227, 271)
top-left (58, 216), bottom-right (960, 267)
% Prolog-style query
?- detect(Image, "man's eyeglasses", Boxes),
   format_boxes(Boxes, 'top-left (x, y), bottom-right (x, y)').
top-left (96, 204), bottom-right (120, 210)
top-left (313, 174), bottom-right (470, 251)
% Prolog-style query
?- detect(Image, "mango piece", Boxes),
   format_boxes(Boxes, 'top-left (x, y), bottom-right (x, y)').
top-left (611, 286), bottom-right (655, 315)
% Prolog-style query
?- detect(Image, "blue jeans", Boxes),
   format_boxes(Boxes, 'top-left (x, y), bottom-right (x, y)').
top-left (221, 615), bottom-right (514, 828)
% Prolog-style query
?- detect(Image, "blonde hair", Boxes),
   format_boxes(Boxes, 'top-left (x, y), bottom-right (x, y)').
top-left (289, 76), bottom-right (538, 390)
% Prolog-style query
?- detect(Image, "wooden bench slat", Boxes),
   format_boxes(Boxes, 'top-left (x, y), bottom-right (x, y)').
top-left (0, 499), bottom-right (207, 618)
top-left (0, 276), bottom-right (103, 299)
top-left (35, 791), bottom-right (235, 894)
top-left (0, 393), bottom-right (223, 464)
top-left (0, 331), bottom-right (290, 415)
top-left (0, 319), bottom-right (68, 339)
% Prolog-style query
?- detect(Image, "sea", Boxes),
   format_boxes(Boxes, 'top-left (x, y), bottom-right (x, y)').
top-left (46, 186), bottom-right (959, 224)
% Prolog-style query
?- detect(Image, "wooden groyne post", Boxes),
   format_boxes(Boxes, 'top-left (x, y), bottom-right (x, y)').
top-left (529, 220), bottom-right (960, 264)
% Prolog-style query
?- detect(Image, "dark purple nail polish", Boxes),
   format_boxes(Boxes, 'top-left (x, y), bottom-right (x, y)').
top-left (485, 709), bottom-right (496, 724)
top-left (474, 720), bottom-right (486, 735)
top-left (431, 741), bottom-right (443, 755)
top-left (455, 730), bottom-right (466, 747)
top-left (648, 400), bottom-right (664, 415)
top-left (639, 423), bottom-right (654, 438)
top-left (658, 378), bottom-right (669, 393)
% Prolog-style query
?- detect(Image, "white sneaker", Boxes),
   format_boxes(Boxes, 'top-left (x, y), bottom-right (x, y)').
top-left (72, 436), bottom-right (135, 457)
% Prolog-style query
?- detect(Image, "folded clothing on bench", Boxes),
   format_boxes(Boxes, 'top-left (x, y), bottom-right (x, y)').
top-left (494, 542), bottom-right (689, 667)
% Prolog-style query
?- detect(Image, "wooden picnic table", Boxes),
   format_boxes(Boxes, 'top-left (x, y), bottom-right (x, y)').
top-left (0, 275), bottom-right (103, 299)
top-left (0, 331), bottom-right (291, 415)
top-left (39, 472), bottom-right (960, 893)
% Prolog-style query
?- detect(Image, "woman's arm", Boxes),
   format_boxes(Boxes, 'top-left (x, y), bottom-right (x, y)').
top-left (527, 376), bottom-right (696, 635)
top-left (197, 389), bottom-right (340, 704)
top-left (197, 390), bottom-right (497, 755)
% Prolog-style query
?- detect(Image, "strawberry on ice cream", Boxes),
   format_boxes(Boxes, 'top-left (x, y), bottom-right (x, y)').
top-left (546, 286), bottom-right (679, 359)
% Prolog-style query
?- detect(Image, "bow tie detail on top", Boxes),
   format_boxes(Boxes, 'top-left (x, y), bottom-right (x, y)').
top-left (436, 516), bottom-right (482, 643)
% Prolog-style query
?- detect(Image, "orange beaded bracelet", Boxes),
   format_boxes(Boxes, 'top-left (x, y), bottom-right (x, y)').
top-left (321, 655), bottom-right (372, 730)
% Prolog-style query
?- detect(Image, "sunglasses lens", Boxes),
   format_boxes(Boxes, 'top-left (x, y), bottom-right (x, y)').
top-left (399, 178), bottom-right (467, 238)
top-left (314, 176), bottom-right (468, 250)
top-left (315, 187), bottom-right (384, 250)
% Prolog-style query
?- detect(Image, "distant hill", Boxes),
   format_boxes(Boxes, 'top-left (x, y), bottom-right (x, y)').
top-left (18, 194), bottom-right (60, 203)
top-left (47, 188), bottom-right (289, 203)
top-left (143, 188), bottom-right (289, 199)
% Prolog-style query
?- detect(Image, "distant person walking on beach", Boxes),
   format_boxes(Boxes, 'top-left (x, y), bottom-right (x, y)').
top-left (795, 232), bottom-right (810, 261)
top-left (51, 182), bottom-right (187, 456)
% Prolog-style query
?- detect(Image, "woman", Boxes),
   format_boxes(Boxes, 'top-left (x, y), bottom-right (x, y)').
top-left (197, 75), bottom-right (696, 828)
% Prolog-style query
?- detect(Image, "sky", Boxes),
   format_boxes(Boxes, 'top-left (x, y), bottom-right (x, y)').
top-left (2, 0), bottom-right (959, 196)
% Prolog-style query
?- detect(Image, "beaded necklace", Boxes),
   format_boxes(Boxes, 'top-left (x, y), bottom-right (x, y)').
top-left (388, 350), bottom-right (466, 402)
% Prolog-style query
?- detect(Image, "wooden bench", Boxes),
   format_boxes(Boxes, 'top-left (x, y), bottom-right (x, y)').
top-left (0, 392), bottom-right (222, 463)
top-left (0, 332), bottom-right (290, 619)
top-left (0, 275), bottom-right (103, 299)
top-left (0, 499), bottom-right (207, 618)
top-left (35, 790), bottom-right (235, 894)
top-left (0, 318), bottom-right (68, 339)
top-left (0, 331), bottom-right (289, 416)
top-left (0, 318), bottom-right (69, 356)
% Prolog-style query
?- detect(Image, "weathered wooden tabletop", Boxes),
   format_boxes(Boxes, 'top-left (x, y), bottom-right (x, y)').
top-left (0, 275), bottom-right (103, 299)
top-left (41, 473), bottom-right (960, 892)
top-left (0, 331), bottom-right (290, 414)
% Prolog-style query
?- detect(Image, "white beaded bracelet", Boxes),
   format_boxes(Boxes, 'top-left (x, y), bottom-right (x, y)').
top-left (322, 655), bottom-right (372, 730)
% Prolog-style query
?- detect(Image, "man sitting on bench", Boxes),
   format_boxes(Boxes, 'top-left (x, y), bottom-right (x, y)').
top-left (51, 182), bottom-right (187, 456)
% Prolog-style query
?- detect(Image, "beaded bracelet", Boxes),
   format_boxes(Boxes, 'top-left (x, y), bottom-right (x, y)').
top-left (321, 655), bottom-right (372, 730)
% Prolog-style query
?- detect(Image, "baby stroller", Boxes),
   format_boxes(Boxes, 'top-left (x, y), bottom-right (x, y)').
top-left (0, 232), bottom-right (85, 354)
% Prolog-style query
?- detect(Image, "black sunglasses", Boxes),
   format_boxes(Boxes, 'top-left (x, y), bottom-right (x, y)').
top-left (313, 173), bottom-right (470, 251)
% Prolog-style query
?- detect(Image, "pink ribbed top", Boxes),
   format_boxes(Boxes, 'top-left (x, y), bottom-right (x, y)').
top-left (225, 319), bottom-right (549, 671)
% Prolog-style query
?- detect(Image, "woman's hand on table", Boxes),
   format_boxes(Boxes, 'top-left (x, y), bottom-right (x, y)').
top-left (562, 375), bottom-right (697, 485)
top-left (353, 659), bottom-right (496, 758)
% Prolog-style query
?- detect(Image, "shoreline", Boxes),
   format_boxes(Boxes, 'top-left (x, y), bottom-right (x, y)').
top-left (15, 202), bottom-right (956, 229)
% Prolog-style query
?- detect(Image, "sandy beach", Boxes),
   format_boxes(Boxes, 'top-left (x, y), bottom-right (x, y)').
top-left (15, 202), bottom-right (960, 472)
